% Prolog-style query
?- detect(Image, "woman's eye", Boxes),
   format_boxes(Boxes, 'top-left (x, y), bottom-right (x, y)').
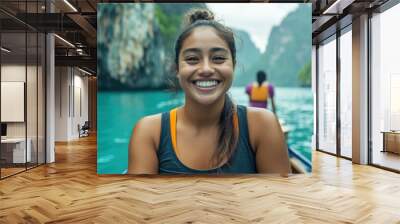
top-left (212, 56), bottom-right (226, 63)
top-left (185, 57), bottom-right (199, 64)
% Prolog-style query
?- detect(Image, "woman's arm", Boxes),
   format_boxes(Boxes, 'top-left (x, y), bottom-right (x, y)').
top-left (247, 108), bottom-right (291, 174)
top-left (127, 115), bottom-right (161, 174)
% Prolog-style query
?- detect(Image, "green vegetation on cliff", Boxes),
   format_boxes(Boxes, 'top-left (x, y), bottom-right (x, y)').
top-left (155, 3), bottom-right (207, 49)
top-left (298, 61), bottom-right (311, 87)
top-left (154, 5), bottom-right (181, 49)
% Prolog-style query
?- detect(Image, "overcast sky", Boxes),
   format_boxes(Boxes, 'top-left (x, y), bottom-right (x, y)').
top-left (206, 3), bottom-right (299, 53)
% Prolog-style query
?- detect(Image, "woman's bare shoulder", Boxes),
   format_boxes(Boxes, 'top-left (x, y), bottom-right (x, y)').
top-left (136, 113), bottom-right (162, 128)
top-left (246, 107), bottom-right (277, 127)
top-left (128, 113), bottom-right (162, 174)
top-left (245, 107), bottom-right (281, 150)
top-left (133, 113), bottom-right (163, 147)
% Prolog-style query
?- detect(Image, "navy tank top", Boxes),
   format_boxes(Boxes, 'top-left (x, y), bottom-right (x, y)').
top-left (157, 105), bottom-right (257, 174)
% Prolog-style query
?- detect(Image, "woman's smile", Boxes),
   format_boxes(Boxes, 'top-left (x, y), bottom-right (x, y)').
top-left (192, 79), bottom-right (222, 93)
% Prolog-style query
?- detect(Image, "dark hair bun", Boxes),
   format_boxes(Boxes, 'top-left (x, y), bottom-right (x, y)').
top-left (186, 9), bottom-right (215, 25)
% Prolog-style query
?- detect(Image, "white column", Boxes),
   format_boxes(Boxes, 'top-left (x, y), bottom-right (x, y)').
top-left (46, 1), bottom-right (55, 163)
top-left (312, 45), bottom-right (317, 150)
top-left (352, 14), bottom-right (369, 164)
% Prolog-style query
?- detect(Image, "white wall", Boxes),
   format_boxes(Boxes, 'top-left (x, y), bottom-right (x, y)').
top-left (55, 67), bottom-right (89, 141)
top-left (1, 65), bottom-right (26, 81)
top-left (74, 73), bottom-right (89, 137)
top-left (1, 65), bottom-right (41, 137)
top-left (55, 66), bottom-right (69, 141)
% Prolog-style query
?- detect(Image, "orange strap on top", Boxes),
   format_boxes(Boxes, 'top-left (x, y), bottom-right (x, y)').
top-left (169, 107), bottom-right (239, 156)
top-left (233, 111), bottom-right (239, 135)
top-left (170, 108), bottom-right (178, 156)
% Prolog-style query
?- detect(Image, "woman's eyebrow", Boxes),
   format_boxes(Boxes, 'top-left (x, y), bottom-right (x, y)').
top-left (182, 48), bottom-right (201, 55)
top-left (182, 47), bottom-right (229, 55)
top-left (210, 47), bottom-right (229, 53)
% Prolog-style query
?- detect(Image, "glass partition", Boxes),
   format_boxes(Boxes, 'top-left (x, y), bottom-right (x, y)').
top-left (0, 1), bottom-right (46, 179)
top-left (371, 4), bottom-right (400, 171)
top-left (1, 30), bottom-right (28, 177)
top-left (317, 35), bottom-right (337, 154)
top-left (339, 27), bottom-right (352, 158)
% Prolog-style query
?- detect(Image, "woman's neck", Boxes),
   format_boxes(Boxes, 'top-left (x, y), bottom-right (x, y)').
top-left (180, 96), bottom-right (225, 128)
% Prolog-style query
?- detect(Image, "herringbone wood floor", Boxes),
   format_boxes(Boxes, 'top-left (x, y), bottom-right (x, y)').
top-left (1, 134), bottom-right (399, 223)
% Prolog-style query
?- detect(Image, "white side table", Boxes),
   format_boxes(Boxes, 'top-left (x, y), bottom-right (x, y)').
top-left (1, 138), bottom-right (31, 163)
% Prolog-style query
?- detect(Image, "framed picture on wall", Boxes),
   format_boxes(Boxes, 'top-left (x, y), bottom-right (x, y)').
top-left (1, 81), bottom-right (25, 122)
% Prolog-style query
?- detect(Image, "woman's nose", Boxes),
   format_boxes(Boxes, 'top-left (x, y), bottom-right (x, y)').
top-left (199, 59), bottom-right (215, 75)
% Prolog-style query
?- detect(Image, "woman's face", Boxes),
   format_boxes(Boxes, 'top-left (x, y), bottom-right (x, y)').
top-left (177, 26), bottom-right (234, 106)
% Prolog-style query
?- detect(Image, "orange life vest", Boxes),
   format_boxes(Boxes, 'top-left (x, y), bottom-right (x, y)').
top-left (250, 82), bottom-right (269, 102)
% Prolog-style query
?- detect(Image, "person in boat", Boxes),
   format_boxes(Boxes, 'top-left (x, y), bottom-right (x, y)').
top-left (128, 9), bottom-right (290, 174)
top-left (245, 70), bottom-right (276, 114)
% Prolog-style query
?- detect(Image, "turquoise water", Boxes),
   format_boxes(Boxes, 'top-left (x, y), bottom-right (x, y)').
top-left (97, 87), bottom-right (313, 174)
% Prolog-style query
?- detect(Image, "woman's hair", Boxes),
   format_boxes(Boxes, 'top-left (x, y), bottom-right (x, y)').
top-left (174, 9), bottom-right (238, 166)
top-left (174, 9), bottom-right (236, 69)
top-left (256, 70), bottom-right (267, 86)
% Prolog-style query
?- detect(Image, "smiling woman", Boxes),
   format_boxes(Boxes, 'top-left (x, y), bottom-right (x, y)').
top-left (127, 9), bottom-right (291, 174)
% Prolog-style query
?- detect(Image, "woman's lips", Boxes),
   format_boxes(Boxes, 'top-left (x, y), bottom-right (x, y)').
top-left (191, 80), bottom-right (221, 93)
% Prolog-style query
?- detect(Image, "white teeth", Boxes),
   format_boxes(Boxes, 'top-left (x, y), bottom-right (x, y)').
top-left (195, 80), bottom-right (218, 88)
